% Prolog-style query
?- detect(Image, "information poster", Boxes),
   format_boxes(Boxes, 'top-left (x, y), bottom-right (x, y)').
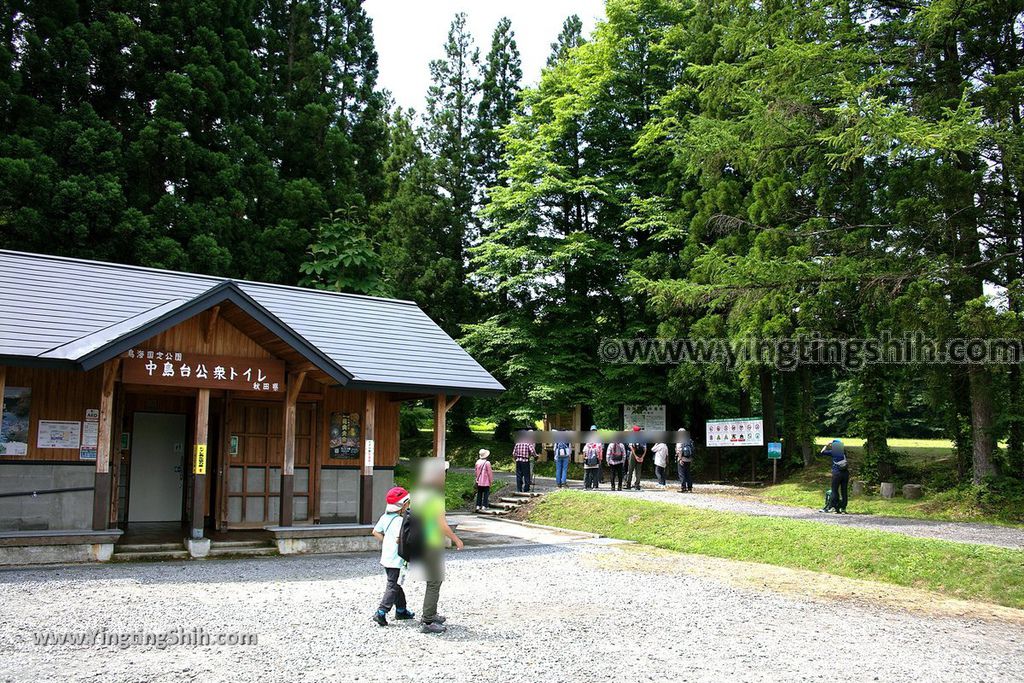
top-left (623, 404), bottom-right (666, 431)
top-left (80, 408), bottom-right (99, 460)
top-left (0, 387), bottom-right (31, 456)
top-left (37, 420), bottom-right (82, 449)
top-left (706, 417), bottom-right (764, 447)
top-left (329, 412), bottom-right (361, 459)
top-left (768, 442), bottom-right (782, 459)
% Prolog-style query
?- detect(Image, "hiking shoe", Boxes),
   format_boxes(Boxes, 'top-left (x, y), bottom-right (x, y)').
top-left (421, 622), bottom-right (447, 634)
top-left (373, 611), bottom-right (387, 627)
top-left (395, 609), bottom-right (416, 620)
top-left (425, 614), bottom-right (447, 624)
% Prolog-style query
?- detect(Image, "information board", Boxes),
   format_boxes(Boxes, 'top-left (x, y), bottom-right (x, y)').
top-left (623, 405), bottom-right (666, 431)
top-left (706, 418), bottom-right (764, 447)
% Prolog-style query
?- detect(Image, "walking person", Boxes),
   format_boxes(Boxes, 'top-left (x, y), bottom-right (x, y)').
top-left (553, 432), bottom-right (572, 488)
top-left (512, 432), bottom-right (536, 493)
top-left (582, 426), bottom-right (603, 490)
top-left (652, 440), bottom-right (669, 488)
top-left (474, 449), bottom-right (493, 511)
top-left (626, 426), bottom-right (647, 490)
top-left (415, 459), bottom-right (464, 634)
top-left (370, 487), bottom-right (416, 626)
top-left (606, 438), bottom-right (627, 491)
top-left (676, 428), bottom-right (694, 492)
top-left (820, 439), bottom-right (849, 513)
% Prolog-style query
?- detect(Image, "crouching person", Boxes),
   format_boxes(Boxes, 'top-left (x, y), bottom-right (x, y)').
top-left (371, 486), bottom-right (416, 626)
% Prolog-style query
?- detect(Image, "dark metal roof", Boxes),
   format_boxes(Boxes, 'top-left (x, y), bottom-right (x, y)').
top-left (0, 250), bottom-right (504, 396)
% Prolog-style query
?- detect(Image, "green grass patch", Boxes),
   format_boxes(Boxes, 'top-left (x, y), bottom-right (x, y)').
top-left (394, 461), bottom-right (507, 511)
top-left (529, 491), bottom-right (1024, 609)
top-left (755, 459), bottom-right (1024, 527)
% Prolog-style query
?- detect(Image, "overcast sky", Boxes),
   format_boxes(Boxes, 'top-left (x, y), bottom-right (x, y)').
top-left (364, 0), bottom-right (607, 112)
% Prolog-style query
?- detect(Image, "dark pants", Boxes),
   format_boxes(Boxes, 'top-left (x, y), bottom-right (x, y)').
top-left (677, 461), bottom-right (692, 491)
top-left (584, 467), bottom-right (600, 489)
top-left (655, 465), bottom-right (666, 486)
top-left (609, 462), bottom-right (625, 489)
top-left (830, 469), bottom-right (849, 511)
top-left (626, 458), bottom-right (642, 489)
top-left (421, 550), bottom-right (444, 623)
top-left (515, 460), bottom-right (531, 492)
top-left (378, 567), bottom-right (407, 613)
top-left (475, 485), bottom-right (490, 508)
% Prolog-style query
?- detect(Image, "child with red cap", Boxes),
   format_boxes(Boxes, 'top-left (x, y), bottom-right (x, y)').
top-left (371, 486), bottom-right (416, 626)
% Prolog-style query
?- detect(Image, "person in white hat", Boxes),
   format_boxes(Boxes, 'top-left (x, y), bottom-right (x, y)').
top-left (474, 449), bottom-right (493, 511)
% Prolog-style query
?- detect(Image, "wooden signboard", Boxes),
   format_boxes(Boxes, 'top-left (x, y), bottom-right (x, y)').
top-left (122, 350), bottom-right (286, 393)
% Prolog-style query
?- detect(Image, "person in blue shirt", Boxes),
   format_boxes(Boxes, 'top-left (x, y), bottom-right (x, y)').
top-left (553, 431), bottom-right (572, 488)
top-left (820, 439), bottom-right (849, 513)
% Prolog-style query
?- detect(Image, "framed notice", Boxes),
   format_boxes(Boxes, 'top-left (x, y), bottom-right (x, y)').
top-left (329, 412), bottom-right (361, 459)
top-left (1, 387), bottom-right (31, 456)
top-left (37, 420), bottom-right (82, 449)
top-left (706, 418), bottom-right (764, 447)
top-left (623, 404), bottom-right (666, 431)
top-left (80, 413), bottom-right (99, 461)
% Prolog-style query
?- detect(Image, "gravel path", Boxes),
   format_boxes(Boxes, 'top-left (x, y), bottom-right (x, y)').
top-left (478, 469), bottom-right (1024, 550)
top-left (2, 526), bottom-right (1022, 683)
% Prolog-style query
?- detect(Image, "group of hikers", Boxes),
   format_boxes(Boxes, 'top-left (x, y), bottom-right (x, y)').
top-left (471, 425), bottom-right (698, 508)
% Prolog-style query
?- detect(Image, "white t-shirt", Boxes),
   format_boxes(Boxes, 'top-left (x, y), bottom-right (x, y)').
top-left (653, 443), bottom-right (669, 467)
top-left (373, 512), bottom-right (405, 568)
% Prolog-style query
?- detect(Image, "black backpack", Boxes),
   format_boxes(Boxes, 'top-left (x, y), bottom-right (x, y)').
top-left (682, 441), bottom-right (695, 458)
top-left (397, 509), bottom-right (425, 562)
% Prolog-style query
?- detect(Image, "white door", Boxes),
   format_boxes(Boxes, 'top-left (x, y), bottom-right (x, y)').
top-left (128, 412), bottom-right (187, 522)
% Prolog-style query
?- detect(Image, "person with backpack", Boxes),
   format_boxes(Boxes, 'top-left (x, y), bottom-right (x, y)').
top-left (606, 438), bottom-right (627, 491)
top-left (675, 428), bottom-right (694, 492)
top-left (474, 449), bottom-right (493, 511)
top-left (512, 432), bottom-right (537, 493)
top-left (626, 426), bottom-right (647, 490)
top-left (582, 426), bottom-right (604, 490)
top-left (820, 439), bottom-right (849, 513)
top-left (406, 458), bottom-right (464, 634)
top-left (553, 432), bottom-right (572, 488)
top-left (371, 486), bottom-right (417, 626)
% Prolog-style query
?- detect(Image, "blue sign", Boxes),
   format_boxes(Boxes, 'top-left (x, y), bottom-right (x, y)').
top-left (767, 442), bottom-right (782, 460)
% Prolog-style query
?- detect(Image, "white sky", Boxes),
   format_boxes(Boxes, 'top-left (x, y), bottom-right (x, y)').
top-left (364, 0), bottom-right (607, 112)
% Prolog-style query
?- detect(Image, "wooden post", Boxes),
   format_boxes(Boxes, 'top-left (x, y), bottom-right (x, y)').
top-left (92, 359), bottom-right (119, 530)
top-left (279, 371), bottom-right (305, 526)
top-left (359, 390), bottom-right (377, 524)
top-left (433, 393), bottom-right (447, 460)
top-left (190, 388), bottom-right (210, 540)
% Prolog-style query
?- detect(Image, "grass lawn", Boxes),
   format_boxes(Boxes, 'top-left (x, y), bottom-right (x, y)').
top-left (754, 438), bottom-right (1024, 527)
top-left (529, 491), bottom-right (1024, 609)
top-left (394, 460), bottom-right (507, 511)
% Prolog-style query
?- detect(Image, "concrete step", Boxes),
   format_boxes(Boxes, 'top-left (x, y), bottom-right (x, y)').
top-left (112, 549), bottom-right (190, 562)
top-left (477, 508), bottom-right (508, 516)
top-left (210, 540), bottom-right (272, 549)
top-left (207, 546), bottom-right (277, 558)
top-left (114, 542), bottom-right (183, 553)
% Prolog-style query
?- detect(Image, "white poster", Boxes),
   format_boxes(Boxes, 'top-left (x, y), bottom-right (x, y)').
top-left (623, 405), bottom-right (666, 432)
top-left (706, 418), bottom-right (764, 447)
top-left (1, 387), bottom-right (31, 456)
top-left (37, 421), bottom-right (82, 449)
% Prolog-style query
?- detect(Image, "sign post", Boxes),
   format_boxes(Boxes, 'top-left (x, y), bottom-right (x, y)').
top-left (767, 441), bottom-right (782, 484)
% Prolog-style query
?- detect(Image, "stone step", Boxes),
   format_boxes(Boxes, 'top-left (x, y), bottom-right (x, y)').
top-left (207, 546), bottom-right (278, 558)
top-left (477, 508), bottom-right (508, 516)
top-left (114, 542), bottom-right (183, 553)
top-left (111, 549), bottom-right (190, 562)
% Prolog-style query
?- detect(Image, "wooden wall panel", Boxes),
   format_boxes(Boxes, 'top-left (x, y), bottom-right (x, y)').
top-left (0, 365), bottom-right (104, 462)
top-left (319, 386), bottom-right (400, 469)
top-left (138, 314), bottom-right (272, 359)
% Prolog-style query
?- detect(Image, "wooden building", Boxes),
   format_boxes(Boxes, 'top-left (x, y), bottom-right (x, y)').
top-left (0, 251), bottom-right (502, 563)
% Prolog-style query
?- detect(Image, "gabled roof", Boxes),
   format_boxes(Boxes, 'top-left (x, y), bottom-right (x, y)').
top-left (0, 250), bottom-right (504, 396)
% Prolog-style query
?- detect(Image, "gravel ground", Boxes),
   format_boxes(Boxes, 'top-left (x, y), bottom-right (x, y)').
top-left (1, 530), bottom-right (1023, 683)
top-left (482, 470), bottom-right (1024, 550)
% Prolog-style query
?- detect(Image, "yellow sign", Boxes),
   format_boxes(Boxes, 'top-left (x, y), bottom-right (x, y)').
top-left (194, 444), bottom-right (207, 475)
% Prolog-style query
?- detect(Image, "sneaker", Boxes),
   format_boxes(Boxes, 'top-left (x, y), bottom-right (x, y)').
top-left (395, 609), bottom-right (416, 620)
top-left (373, 611), bottom-right (387, 627)
top-left (420, 622), bottom-right (446, 634)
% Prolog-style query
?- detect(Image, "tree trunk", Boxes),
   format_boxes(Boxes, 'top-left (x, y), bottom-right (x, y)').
top-left (759, 366), bottom-right (778, 442)
top-left (968, 365), bottom-right (998, 484)
top-left (739, 387), bottom-right (752, 418)
top-left (799, 365), bottom-right (814, 467)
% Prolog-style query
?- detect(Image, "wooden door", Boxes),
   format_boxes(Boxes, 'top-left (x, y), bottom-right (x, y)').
top-left (220, 399), bottom-right (316, 527)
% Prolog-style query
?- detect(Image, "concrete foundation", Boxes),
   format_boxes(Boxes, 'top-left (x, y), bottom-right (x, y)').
top-left (186, 537), bottom-right (211, 558)
top-left (276, 535), bottom-right (378, 555)
top-left (0, 463), bottom-right (94, 531)
top-left (0, 529), bottom-right (121, 566)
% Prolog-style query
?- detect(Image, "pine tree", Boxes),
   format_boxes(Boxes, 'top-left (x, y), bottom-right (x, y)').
top-left (474, 17), bottom-right (522, 207)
